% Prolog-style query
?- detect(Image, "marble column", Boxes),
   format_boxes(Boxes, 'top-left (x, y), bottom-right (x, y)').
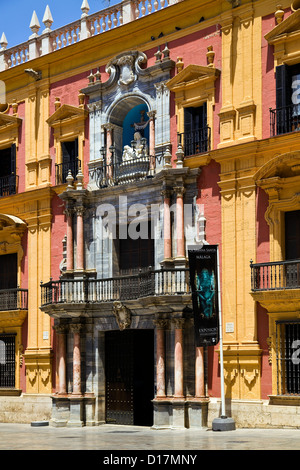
top-left (174, 184), bottom-right (186, 260)
top-left (195, 346), bottom-right (205, 397)
top-left (71, 324), bottom-right (82, 396)
top-left (54, 324), bottom-right (67, 395)
top-left (75, 204), bottom-right (85, 272)
top-left (161, 188), bottom-right (172, 262)
top-left (154, 319), bottom-right (167, 397)
top-left (65, 207), bottom-right (74, 271)
top-left (173, 318), bottom-right (184, 398)
top-left (147, 110), bottom-right (156, 171)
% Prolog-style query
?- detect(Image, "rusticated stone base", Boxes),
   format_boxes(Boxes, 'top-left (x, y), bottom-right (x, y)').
top-left (0, 394), bottom-right (52, 423)
top-left (152, 397), bottom-right (209, 429)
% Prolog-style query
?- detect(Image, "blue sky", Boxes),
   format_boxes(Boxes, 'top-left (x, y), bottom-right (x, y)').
top-left (0, 0), bottom-right (117, 48)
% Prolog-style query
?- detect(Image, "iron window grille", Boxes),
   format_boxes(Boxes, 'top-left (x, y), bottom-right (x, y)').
top-left (0, 334), bottom-right (16, 388)
top-left (276, 321), bottom-right (300, 396)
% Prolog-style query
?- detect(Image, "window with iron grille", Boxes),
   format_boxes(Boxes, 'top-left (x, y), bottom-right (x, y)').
top-left (271, 64), bottom-right (300, 136)
top-left (0, 334), bottom-right (16, 388)
top-left (276, 321), bottom-right (300, 395)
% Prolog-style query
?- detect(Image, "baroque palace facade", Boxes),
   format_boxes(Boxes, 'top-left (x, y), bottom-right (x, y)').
top-left (0, 0), bottom-right (299, 428)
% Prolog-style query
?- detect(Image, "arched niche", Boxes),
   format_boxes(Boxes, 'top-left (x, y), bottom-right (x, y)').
top-left (106, 95), bottom-right (151, 163)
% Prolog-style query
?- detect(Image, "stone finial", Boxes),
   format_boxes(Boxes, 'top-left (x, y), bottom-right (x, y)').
top-left (163, 146), bottom-right (172, 168)
top-left (175, 143), bottom-right (184, 168)
top-left (81, 0), bottom-right (90, 17)
top-left (0, 32), bottom-right (8, 51)
top-left (54, 97), bottom-right (61, 110)
top-left (78, 92), bottom-right (85, 108)
top-left (275, 5), bottom-right (284, 24)
top-left (66, 170), bottom-right (74, 190)
top-left (176, 57), bottom-right (184, 73)
top-left (12, 99), bottom-right (18, 115)
top-left (29, 11), bottom-right (40, 38)
top-left (76, 167), bottom-right (84, 190)
top-left (154, 47), bottom-right (162, 63)
top-left (42, 5), bottom-right (53, 33)
top-left (206, 45), bottom-right (215, 67)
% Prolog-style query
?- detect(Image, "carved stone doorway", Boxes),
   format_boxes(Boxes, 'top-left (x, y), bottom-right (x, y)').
top-left (105, 329), bottom-right (154, 426)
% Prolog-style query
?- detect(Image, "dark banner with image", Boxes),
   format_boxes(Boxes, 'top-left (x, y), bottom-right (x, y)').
top-left (188, 245), bottom-right (220, 347)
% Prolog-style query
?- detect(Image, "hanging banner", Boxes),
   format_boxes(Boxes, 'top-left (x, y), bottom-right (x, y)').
top-left (188, 245), bottom-right (220, 346)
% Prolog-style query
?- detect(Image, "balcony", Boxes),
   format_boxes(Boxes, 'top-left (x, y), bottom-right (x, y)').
top-left (269, 104), bottom-right (300, 136)
top-left (40, 268), bottom-right (190, 316)
top-left (0, 174), bottom-right (18, 197)
top-left (177, 126), bottom-right (211, 157)
top-left (0, 288), bottom-right (28, 311)
top-left (55, 158), bottom-right (80, 185)
top-left (250, 259), bottom-right (300, 315)
top-left (0, 288), bottom-right (28, 328)
top-left (250, 259), bottom-right (300, 291)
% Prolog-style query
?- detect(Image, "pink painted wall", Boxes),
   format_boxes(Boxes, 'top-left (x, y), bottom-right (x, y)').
top-left (167, 25), bottom-right (222, 155)
top-left (262, 8), bottom-right (292, 139)
top-left (196, 159), bottom-right (222, 397)
top-left (7, 101), bottom-right (26, 194)
top-left (256, 187), bottom-right (272, 399)
top-left (49, 71), bottom-right (90, 185)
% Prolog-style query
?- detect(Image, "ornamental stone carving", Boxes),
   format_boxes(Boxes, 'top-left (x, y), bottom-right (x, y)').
top-left (112, 301), bottom-right (132, 330)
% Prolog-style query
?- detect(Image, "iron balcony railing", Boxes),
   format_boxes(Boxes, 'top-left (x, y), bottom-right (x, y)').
top-left (177, 126), bottom-right (211, 157)
top-left (55, 157), bottom-right (80, 185)
top-left (270, 104), bottom-right (300, 136)
top-left (40, 268), bottom-right (190, 307)
top-left (250, 259), bottom-right (300, 291)
top-left (0, 288), bottom-right (28, 311)
top-left (0, 174), bottom-right (18, 197)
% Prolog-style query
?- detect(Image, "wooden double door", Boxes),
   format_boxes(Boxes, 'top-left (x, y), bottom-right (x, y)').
top-left (105, 329), bottom-right (154, 426)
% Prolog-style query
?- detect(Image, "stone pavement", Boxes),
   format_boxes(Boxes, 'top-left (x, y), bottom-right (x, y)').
top-left (0, 422), bottom-right (299, 452)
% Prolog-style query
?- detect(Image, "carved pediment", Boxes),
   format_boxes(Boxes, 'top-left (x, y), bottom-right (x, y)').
top-left (0, 113), bottom-right (22, 133)
top-left (167, 64), bottom-right (220, 92)
top-left (265, 9), bottom-right (300, 44)
top-left (254, 151), bottom-right (300, 181)
top-left (47, 104), bottom-right (88, 128)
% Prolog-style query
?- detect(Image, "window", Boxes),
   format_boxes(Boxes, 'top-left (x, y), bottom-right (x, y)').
top-left (0, 334), bottom-right (16, 388)
top-left (0, 144), bottom-right (17, 196)
top-left (119, 222), bottom-right (154, 275)
top-left (285, 211), bottom-right (300, 261)
top-left (182, 104), bottom-right (209, 156)
top-left (55, 138), bottom-right (79, 184)
top-left (276, 321), bottom-right (300, 395)
top-left (272, 64), bottom-right (300, 135)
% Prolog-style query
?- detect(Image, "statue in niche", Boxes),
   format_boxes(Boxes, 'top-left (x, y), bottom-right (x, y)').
top-left (122, 110), bottom-right (149, 161)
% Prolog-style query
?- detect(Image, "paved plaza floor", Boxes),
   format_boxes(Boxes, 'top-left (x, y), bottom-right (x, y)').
top-left (0, 422), bottom-right (299, 453)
